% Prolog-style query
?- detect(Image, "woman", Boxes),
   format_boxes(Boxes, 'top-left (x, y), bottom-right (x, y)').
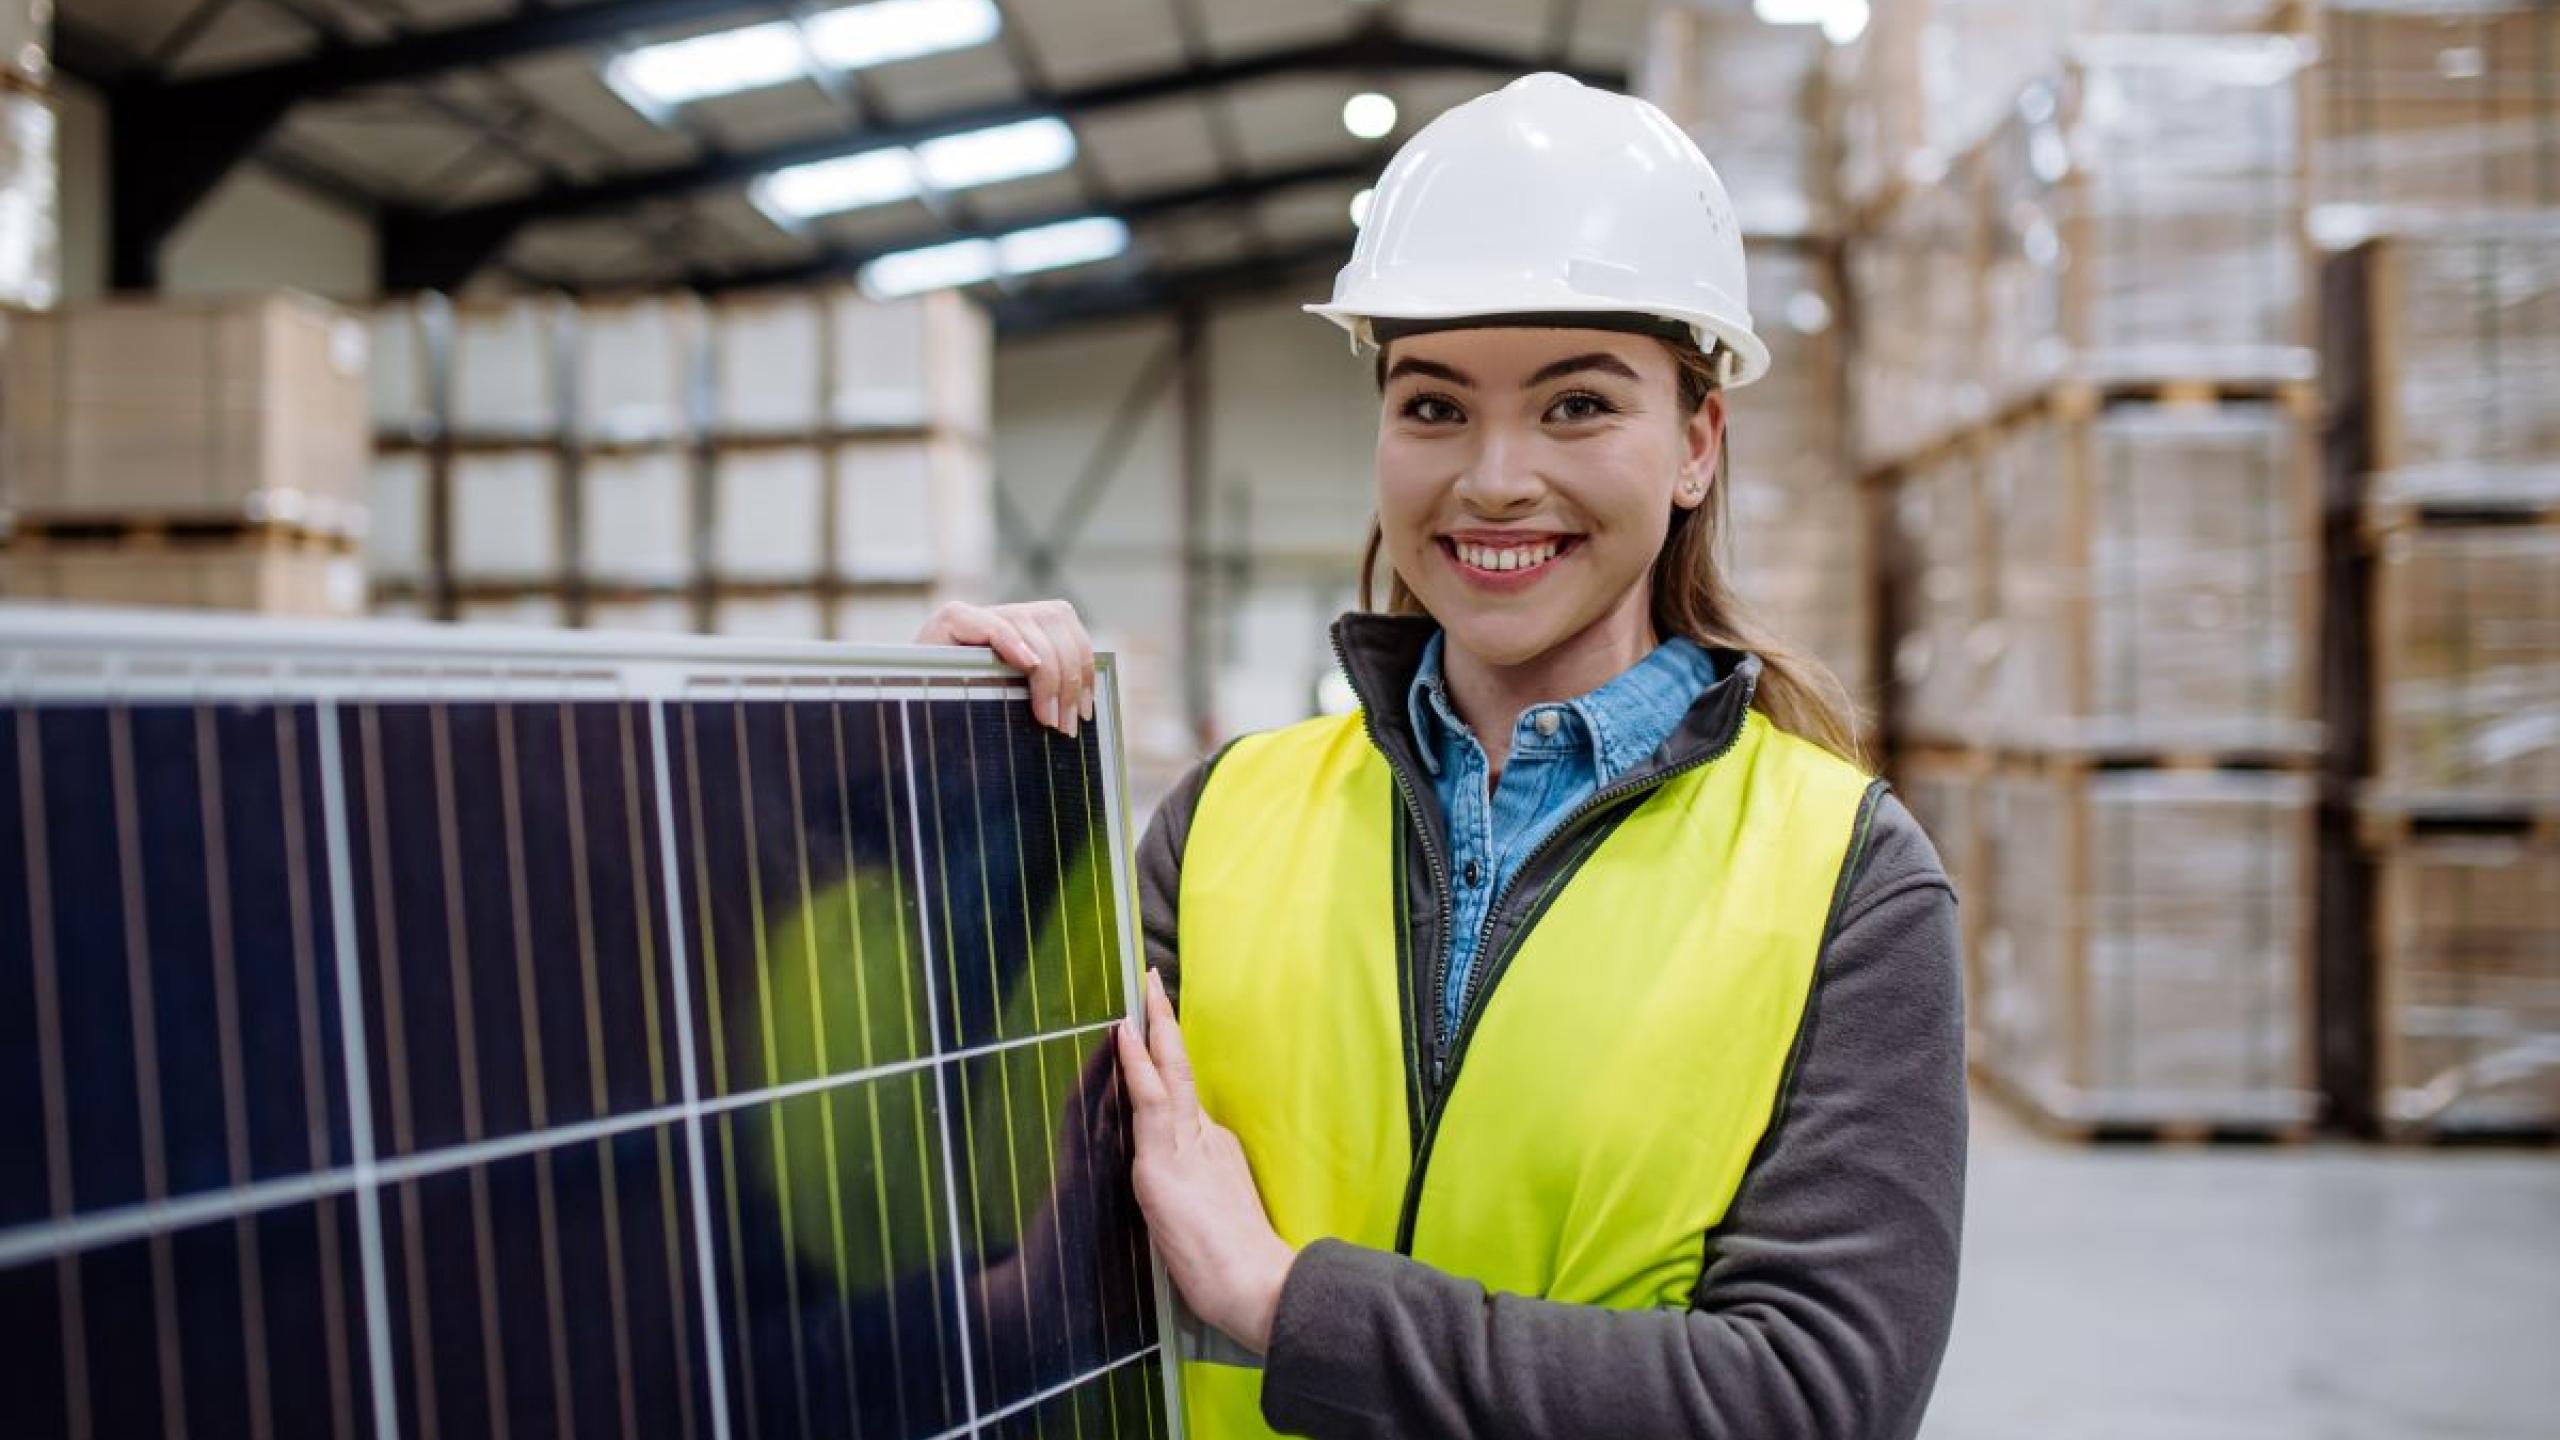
top-left (924, 73), bottom-right (1965, 1440)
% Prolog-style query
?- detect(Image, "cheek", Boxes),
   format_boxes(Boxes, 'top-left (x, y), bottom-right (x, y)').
top-left (1373, 439), bottom-right (1442, 548)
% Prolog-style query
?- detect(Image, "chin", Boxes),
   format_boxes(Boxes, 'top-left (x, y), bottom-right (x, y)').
top-left (1435, 608), bottom-right (1571, 668)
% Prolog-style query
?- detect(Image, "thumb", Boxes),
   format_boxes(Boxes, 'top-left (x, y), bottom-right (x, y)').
top-left (1144, 969), bottom-right (1199, 1120)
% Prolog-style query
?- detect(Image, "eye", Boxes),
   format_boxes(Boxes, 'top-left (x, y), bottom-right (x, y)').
top-left (1400, 393), bottom-right (1465, 425)
top-left (1546, 390), bottom-right (1619, 423)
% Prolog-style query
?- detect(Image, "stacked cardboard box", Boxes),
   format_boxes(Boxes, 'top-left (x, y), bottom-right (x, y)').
top-left (2324, 214), bottom-right (2558, 1138)
top-left (1, 293), bottom-right (370, 618)
top-left (368, 286), bottom-right (992, 640)
top-left (2314, 1), bottom-right (2560, 232)
top-left (2371, 834), bottom-right (2560, 1136)
top-left (1969, 766), bottom-right (2320, 1132)
top-left (1845, 11), bottom-right (2325, 1135)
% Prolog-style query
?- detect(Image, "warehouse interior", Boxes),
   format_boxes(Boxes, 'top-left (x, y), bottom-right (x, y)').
top-left (2, 0), bottom-right (2556, 1434)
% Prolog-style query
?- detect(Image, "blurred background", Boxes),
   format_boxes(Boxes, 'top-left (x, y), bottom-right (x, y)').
top-left (0, 0), bottom-right (2554, 1433)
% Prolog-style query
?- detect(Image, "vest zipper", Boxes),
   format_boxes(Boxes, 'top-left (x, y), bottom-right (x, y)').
top-left (1330, 630), bottom-right (1458, 1099)
top-left (1390, 667), bottom-right (1761, 1256)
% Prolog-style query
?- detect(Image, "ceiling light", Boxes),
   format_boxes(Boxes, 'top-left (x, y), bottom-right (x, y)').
top-left (995, 217), bottom-right (1129, 274)
top-left (860, 216), bottom-right (1129, 298)
top-left (1752, 0), bottom-right (1870, 44)
top-left (914, 118), bottom-right (1077, 190)
top-left (751, 148), bottom-right (920, 223)
top-left (1343, 92), bottom-right (1398, 141)
top-left (804, 0), bottom-right (1000, 70)
top-left (861, 238), bottom-right (1001, 298)
top-left (606, 0), bottom-right (1000, 111)
top-left (1349, 187), bottom-right (1375, 228)
top-left (748, 117), bottom-right (1078, 223)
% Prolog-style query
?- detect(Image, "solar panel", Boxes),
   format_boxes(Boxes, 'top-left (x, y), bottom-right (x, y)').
top-left (0, 608), bottom-right (1181, 1440)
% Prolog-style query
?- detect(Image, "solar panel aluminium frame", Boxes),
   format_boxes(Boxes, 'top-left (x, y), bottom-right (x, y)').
top-left (0, 604), bottom-right (1188, 1440)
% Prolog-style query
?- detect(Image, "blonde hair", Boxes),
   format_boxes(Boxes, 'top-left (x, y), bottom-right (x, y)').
top-left (1359, 335), bottom-right (1872, 770)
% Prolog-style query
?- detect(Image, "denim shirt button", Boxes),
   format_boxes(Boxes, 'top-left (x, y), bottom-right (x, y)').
top-left (1463, 859), bottom-right (1482, 888)
top-left (1534, 709), bottom-right (1562, 737)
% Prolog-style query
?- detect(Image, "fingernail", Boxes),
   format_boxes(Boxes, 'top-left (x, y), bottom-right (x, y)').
top-left (1042, 695), bottom-right (1059, 728)
top-left (1081, 693), bottom-right (1096, 723)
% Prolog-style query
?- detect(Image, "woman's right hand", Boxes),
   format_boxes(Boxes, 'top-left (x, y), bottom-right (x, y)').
top-left (914, 599), bottom-right (1095, 737)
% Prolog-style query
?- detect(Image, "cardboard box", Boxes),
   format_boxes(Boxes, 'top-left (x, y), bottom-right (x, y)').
top-left (2315, 1), bottom-right (2560, 222)
top-left (0, 88), bottom-right (53, 310)
top-left (710, 591), bottom-right (827, 640)
top-left (7, 543), bottom-right (364, 617)
top-left (2368, 524), bottom-right (2560, 806)
top-left (2, 292), bottom-right (369, 523)
top-left (713, 292), bottom-right (826, 436)
top-left (364, 451), bottom-right (430, 584)
top-left (449, 298), bottom-right (564, 439)
top-left (1975, 765), bottom-right (2318, 1129)
top-left (577, 295), bottom-right (700, 443)
top-left (712, 445), bottom-right (827, 582)
top-left (1, 0), bottom-right (47, 86)
top-left (830, 289), bottom-right (990, 436)
top-left (2373, 831), bottom-right (2560, 1136)
top-left (580, 449), bottom-right (693, 586)
top-left (449, 450), bottom-right (562, 582)
top-left (1981, 400), bottom-right (2321, 756)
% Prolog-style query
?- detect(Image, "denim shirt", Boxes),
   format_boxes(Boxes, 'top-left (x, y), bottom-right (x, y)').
top-left (1406, 629), bottom-right (1720, 1036)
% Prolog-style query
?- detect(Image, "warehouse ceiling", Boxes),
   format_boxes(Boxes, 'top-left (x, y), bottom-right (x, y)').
top-left (53, 0), bottom-right (1644, 329)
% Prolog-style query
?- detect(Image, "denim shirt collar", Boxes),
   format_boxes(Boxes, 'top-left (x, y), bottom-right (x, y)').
top-left (1404, 629), bottom-right (1721, 781)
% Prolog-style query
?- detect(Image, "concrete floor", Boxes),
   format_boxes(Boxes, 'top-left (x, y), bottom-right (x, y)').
top-left (1925, 1093), bottom-right (2560, 1440)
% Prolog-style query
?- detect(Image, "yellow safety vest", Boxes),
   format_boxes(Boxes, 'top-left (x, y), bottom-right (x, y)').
top-left (1173, 704), bottom-right (1873, 1436)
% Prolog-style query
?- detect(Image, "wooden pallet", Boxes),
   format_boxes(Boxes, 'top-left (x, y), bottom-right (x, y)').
top-left (5, 514), bottom-right (360, 553)
top-left (1973, 1063), bottom-right (2318, 1148)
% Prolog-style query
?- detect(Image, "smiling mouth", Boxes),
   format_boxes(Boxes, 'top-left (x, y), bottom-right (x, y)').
top-left (1440, 535), bottom-right (1581, 578)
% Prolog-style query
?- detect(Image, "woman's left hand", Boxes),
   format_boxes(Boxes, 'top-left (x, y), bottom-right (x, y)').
top-left (1116, 969), bottom-right (1298, 1356)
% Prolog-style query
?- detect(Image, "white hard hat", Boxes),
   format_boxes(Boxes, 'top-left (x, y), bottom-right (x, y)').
top-left (1307, 72), bottom-right (1769, 388)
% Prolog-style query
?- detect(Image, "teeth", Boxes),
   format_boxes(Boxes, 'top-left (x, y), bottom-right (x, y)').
top-left (1457, 540), bottom-right (1561, 572)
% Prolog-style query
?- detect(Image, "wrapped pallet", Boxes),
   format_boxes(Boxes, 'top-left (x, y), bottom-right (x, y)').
top-left (1982, 399), bottom-right (2321, 756)
top-left (448, 298), bottom-right (565, 440)
top-left (448, 450), bottom-right (562, 583)
top-left (830, 288), bottom-right (990, 436)
top-left (2, 0), bottom-right (45, 86)
top-left (712, 291), bottom-right (827, 437)
top-left (1885, 446), bottom-right (1987, 745)
top-left (1724, 243), bottom-right (1871, 711)
top-left (711, 445), bottom-right (828, 583)
top-left (1975, 765), bottom-right (2318, 1132)
top-left (1828, 0), bottom-right (2303, 214)
top-left (2372, 830), bottom-right (2560, 1137)
top-left (1976, 35), bottom-right (2314, 403)
top-left (2315, 0), bottom-right (2560, 227)
top-left (2326, 223), bottom-right (2560, 512)
top-left (580, 449), bottom-right (693, 587)
top-left (8, 541), bottom-right (364, 618)
top-left (0, 84), bottom-right (53, 311)
top-left (1, 293), bottom-right (369, 527)
top-left (364, 451), bottom-right (430, 587)
top-left (1639, 2), bottom-right (1834, 237)
top-left (2368, 524), bottom-right (2560, 807)
top-left (577, 295), bottom-right (700, 443)
top-left (1849, 169), bottom-right (1986, 468)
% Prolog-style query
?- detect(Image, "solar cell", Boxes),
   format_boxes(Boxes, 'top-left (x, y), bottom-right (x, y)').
top-left (0, 610), bottom-right (1180, 1439)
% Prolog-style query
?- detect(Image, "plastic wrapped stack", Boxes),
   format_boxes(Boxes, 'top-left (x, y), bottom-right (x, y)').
top-left (1843, 1), bottom-right (2326, 1134)
top-left (2312, 0), bottom-right (2560, 235)
top-left (1639, 3), bottom-right (1873, 725)
top-left (0, 294), bottom-right (372, 618)
top-left (366, 287), bottom-right (991, 640)
top-left (0, 0), bottom-right (50, 313)
top-left (2321, 120), bottom-right (2559, 1134)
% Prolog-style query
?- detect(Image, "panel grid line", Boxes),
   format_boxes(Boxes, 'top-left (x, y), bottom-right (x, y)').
top-left (314, 698), bottom-right (405, 1440)
top-left (902, 694), bottom-right (988, 1434)
top-left (649, 699), bottom-right (739, 1440)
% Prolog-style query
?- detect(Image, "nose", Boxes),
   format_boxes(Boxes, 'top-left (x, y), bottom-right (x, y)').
top-left (1454, 425), bottom-right (1543, 515)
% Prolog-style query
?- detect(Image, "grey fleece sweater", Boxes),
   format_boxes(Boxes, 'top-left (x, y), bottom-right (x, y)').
top-left (1136, 752), bottom-right (1967, 1438)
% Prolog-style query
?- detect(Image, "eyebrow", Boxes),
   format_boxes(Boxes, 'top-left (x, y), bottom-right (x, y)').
top-left (1383, 352), bottom-right (1643, 389)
